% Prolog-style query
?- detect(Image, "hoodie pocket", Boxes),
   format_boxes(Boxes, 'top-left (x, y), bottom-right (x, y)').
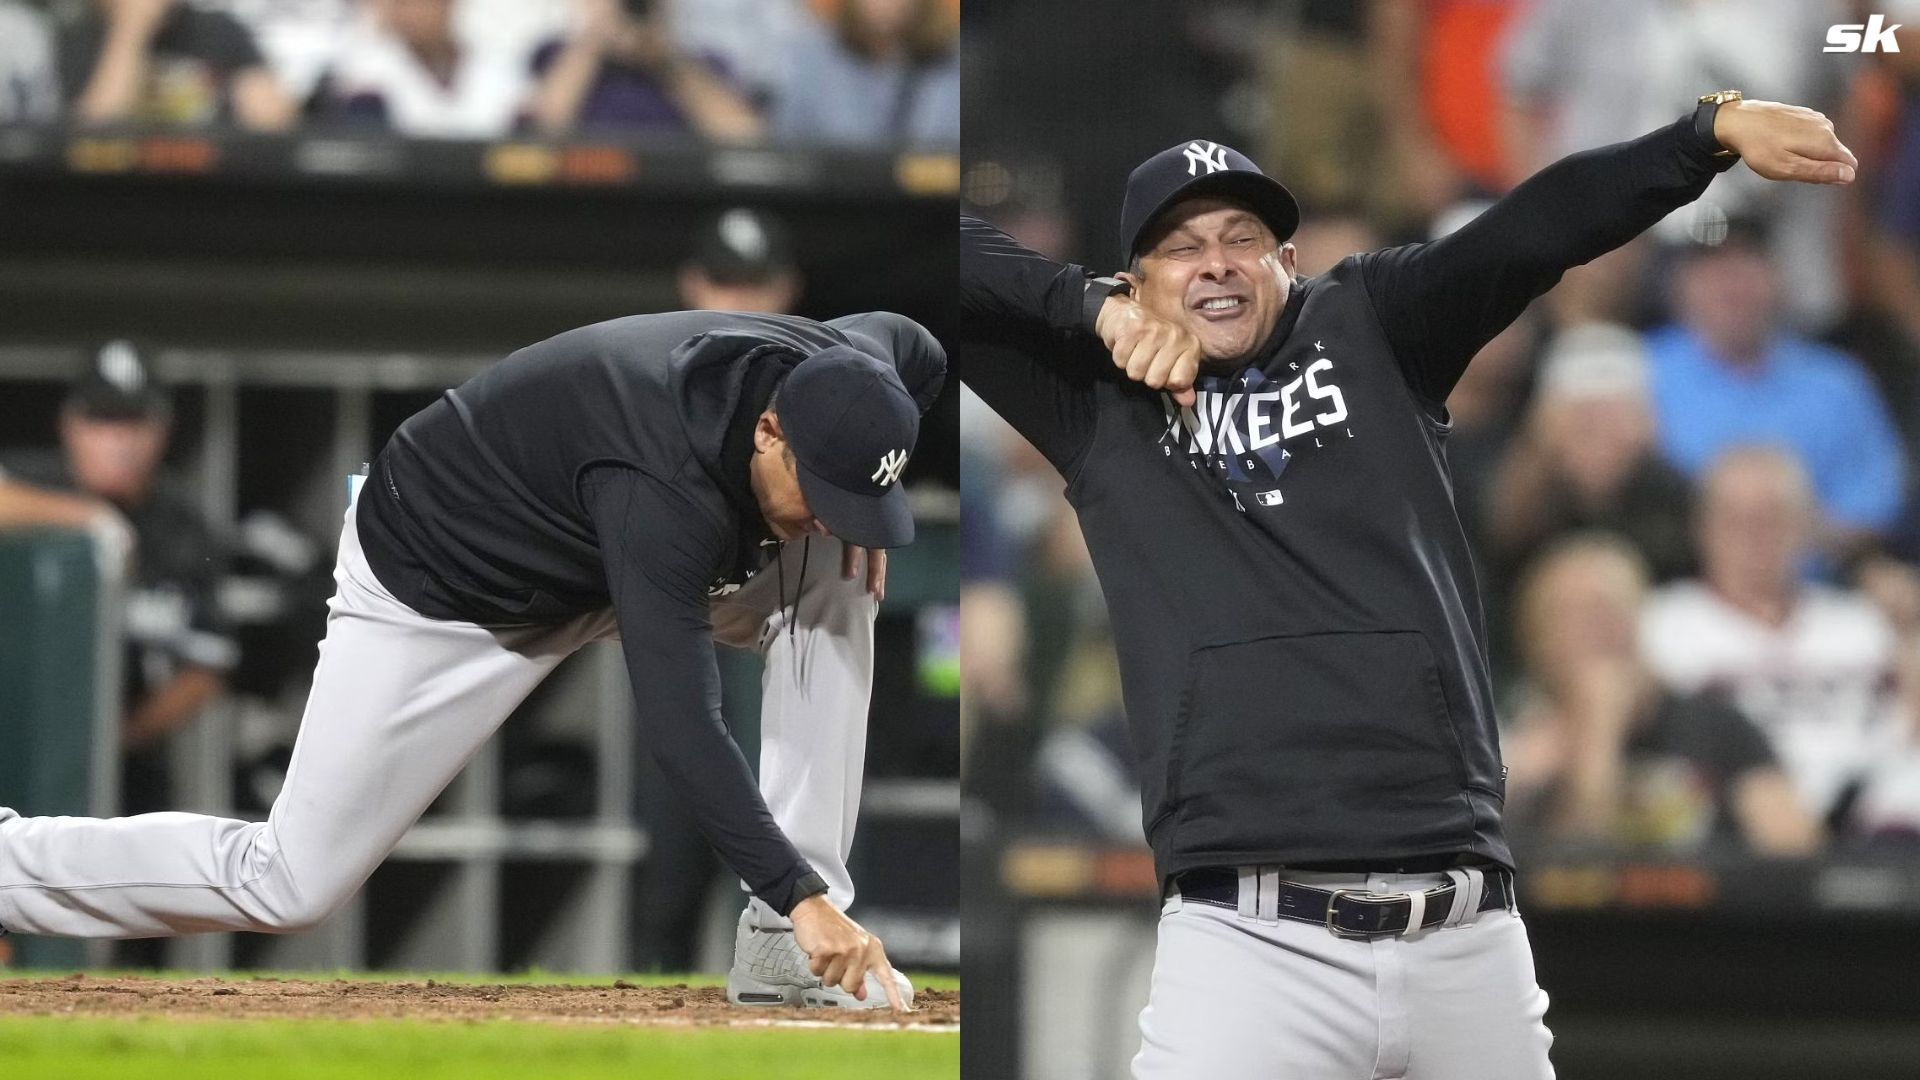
top-left (1161, 630), bottom-right (1467, 856)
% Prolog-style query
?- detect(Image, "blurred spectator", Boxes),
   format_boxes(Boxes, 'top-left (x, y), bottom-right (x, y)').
top-left (1642, 447), bottom-right (1915, 835)
top-left (59, 0), bottom-right (298, 130)
top-left (958, 437), bottom-right (1024, 731)
top-left (1503, 0), bottom-right (1849, 326)
top-left (1851, 548), bottom-right (1920, 846)
top-left (1865, 7), bottom-right (1920, 348)
top-left (961, 170), bottom-right (1074, 261)
top-left (200, 0), bottom-right (355, 108)
top-left (1368, 0), bottom-right (1523, 225)
top-left (1031, 622), bottom-right (1138, 844)
top-left (1288, 203), bottom-right (1382, 279)
top-left (317, 0), bottom-right (532, 138)
top-left (676, 207), bottom-right (802, 312)
top-left (1447, 310), bottom-right (1536, 532)
top-left (958, 435), bottom-right (1030, 833)
top-left (525, 0), bottom-right (761, 139)
top-left (1504, 535), bottom-right (1820, 855)
top-left (0, 341), bottom-right (236, 820)
top-left (1541, 236), bottom-right (1656, 332)
top-left (0, 0), bottom-right (62, 124)
top-left (1447, 312), bottom-right (1541, 679)
top-left (1646, 220), bottom-right (1905, 545)
top-left (668, 0), bottom-right (799, 112)
top-left (1490, 323), bottom-right (1696, 588)
top-left (956, 392), bottom-right (1044, 823)
top-left (772, 0), bottom-right (959, 148)
top-left (1253, 1), bottom-right (1370, 216)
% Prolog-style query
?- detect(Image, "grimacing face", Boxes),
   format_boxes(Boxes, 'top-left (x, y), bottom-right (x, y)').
top-left (1129, 197), bottom-right (1296, 365)
top-left (750, 410), bottom-right (828, 542)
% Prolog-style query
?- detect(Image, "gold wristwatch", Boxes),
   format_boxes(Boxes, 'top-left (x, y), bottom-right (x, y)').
top-left (1696, 90), bottom-right (1743, 159)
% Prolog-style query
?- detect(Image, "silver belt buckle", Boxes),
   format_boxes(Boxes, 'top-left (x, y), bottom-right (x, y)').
top-left (1324, 888), bottom-right (1380, 939)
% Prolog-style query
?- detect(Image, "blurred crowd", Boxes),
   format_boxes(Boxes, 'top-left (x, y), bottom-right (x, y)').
top-left (962, 0), bottom-right (1920, 861)
top-left (0, 0), bottom-right (960, 146)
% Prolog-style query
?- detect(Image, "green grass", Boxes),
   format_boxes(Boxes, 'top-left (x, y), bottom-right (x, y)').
top-left (0, 969), bottom-right (959, 1079)
top-left (0, 1016), bottom-right (957, 1080)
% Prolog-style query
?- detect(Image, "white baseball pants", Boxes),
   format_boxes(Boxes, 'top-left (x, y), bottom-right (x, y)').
top-left (1132, 869), bottom-right (1555, 1080)
top-left (0, 497), bottom-right (875, 939)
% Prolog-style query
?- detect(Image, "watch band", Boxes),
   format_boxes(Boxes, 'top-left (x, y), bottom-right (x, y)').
top-left (1695, 90), bottom-right (1743, 159)
top-left (1083, 275), bottom-right (1131, 333)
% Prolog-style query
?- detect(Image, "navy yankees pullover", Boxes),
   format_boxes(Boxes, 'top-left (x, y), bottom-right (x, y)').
top-left (960, 114), bottom-right (1735, 885)
top-left (356, 310), bottom-right (945, 915)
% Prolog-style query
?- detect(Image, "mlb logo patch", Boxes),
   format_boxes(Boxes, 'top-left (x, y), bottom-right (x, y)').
top-left (1256, 489), bottom-right (1284, 507)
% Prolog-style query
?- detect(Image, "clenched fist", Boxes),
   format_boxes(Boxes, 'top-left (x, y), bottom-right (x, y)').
top-left (1094, 292), bottom-right (1202, 407)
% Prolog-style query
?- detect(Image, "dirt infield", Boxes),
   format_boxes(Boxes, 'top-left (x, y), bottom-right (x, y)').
top-left (0, 974), bottom-right (959, 1030)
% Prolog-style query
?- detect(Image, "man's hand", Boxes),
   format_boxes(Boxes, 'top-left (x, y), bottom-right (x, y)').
top-left (841, 544), bottom-right (886, 602)
top-left (789, 895), bottom-right (908, 1011)
top-left (1094, 292), bottom-right (1201, 407)
top-left (1714, 99), bottom-right (1858, 185)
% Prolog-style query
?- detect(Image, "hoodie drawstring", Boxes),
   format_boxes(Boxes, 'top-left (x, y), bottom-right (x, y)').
top-left (775, 536), bottom-right (812, 639)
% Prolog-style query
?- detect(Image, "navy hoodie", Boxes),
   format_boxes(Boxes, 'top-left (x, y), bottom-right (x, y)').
top-left (357, 310), bottom-right (946, 914)
top-left (960, 114), bottom-right (1735, 886)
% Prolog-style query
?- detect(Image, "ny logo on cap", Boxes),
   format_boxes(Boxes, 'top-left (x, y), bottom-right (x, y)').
top-left (871, 448), bottom-right (909, 487)
top-left (1183, 141), bottom-right (1228, 176)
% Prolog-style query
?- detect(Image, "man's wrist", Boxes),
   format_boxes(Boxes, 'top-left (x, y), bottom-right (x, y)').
top-left (778, 871), bottom-right (830, 916)
top-left (1694, 91), bottom-right (1743, 160)
top-left (1082, 276), bottom-right (1130, 335)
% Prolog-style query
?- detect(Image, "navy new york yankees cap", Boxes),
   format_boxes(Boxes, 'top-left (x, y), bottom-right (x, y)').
top-left (1120, 140), bottom-right (1301, 267)
top-left (778, 345), bottom-right (919, 549)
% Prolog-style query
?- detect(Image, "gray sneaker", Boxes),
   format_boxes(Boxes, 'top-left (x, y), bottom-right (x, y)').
top-left (724, 908), bottom-right (912, 1010)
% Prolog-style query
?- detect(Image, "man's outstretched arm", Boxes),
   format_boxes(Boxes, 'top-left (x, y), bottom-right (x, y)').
top-left (960, 215), bottom-right (1105, 334)
top-left (585, 466), bottom-right (904, 1007)
top-left (1364, 98), bottom-right (1856, 406)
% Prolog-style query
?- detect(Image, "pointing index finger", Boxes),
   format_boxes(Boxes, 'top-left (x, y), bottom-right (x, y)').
top-left (874, 954), bottom-right (907, 1012)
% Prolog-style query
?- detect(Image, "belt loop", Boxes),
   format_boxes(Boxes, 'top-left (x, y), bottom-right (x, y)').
top-left (1401, 885), bottom-right (1427, 937)
top-left (1237, 867), bottom-right (1257, 920)
top-left (1503, 869), bottom-right (1519, 915)
top-left (1258, 867), bottom-right (1281, 923)
top-left (1442, 868), bottom-right (1486, 928)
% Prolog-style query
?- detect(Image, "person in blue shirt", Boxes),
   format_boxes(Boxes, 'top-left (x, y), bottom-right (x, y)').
top-left (771, 0), bottom-right (958, 148)
top-left (1646, 217), bottom-right (1906, 545)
